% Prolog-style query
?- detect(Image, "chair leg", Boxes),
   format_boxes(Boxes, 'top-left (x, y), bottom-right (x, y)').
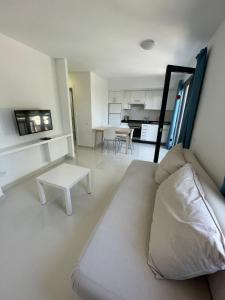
top-left (130, 142), bottom-right (133, 154)
top-left (115, 139), bottom-right (118, 154)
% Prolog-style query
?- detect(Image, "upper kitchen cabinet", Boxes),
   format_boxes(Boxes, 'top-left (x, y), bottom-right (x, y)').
top-left (129, 90), bottom-right (146, 104)
top-left (145, 89), bottom-right (176, 110)
top-left (108, 91), bottom-right (124, 103)
top-left (109, 90), bottom-right (130, 109)
top-left (145, 90), bottom-right (163, 110)
top-left (109, 89), bottom-right (176, 110)
top-left (122, 91), bottom-right (131, 109)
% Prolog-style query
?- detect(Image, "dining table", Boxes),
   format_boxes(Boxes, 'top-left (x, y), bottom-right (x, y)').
top-left (94, 126), bottom-right (131, 154)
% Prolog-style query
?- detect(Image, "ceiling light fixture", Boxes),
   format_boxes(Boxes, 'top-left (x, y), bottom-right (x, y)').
top-left (140, 39), bottom-right (155, 50)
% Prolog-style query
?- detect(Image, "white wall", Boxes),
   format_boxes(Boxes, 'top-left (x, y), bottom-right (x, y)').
top-left (69, 72), bottom-right (108, 148)
top-left (0, 33), bottom-right (67, 188)
top-left (108, 74), bottom-right (182, 91)
top-left (69, 72), bottom-right (94, 147)
top-left (191, 20), bottom-right (225, 187)
top-left (0, 34), bottom-right (63, 148)
top-left (55, 58), bottom-right (75, 157)
top-left (91, 73), bottom-right (108, 128)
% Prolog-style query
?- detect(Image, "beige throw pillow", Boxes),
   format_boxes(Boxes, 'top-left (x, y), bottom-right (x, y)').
top-left (149, 164), bottom-right (225, 280)
top-left (155, 143), bottom-right (186, 184)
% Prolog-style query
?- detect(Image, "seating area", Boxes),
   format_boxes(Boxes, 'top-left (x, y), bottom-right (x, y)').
top-left (0, 1), bottom-right (225, 300)
top-left (72, 146), bottom-right (225, 300)
top-left (102, 127), bottom-right (134, 154)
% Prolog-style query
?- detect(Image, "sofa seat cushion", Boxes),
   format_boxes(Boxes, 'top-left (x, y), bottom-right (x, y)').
top-left (72, 160), bottom-right (211, 300)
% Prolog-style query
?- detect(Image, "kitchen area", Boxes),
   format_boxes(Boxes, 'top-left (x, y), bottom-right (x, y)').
top-left (108, 89), bottom-right (176, 146)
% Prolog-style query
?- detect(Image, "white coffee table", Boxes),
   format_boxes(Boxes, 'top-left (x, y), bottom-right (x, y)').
top-left (36, 163), bottom-right (91, 215)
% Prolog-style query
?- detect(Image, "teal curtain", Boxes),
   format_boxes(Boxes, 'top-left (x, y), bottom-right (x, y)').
top-left (179, 47), bottom-right (208, 148)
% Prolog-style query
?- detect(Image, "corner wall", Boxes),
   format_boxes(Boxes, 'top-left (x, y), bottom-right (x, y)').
top-left (0, 33), bottom-right (70, 188)
top-left (69, 72), bottom-right (94, 147)
top-left (69, 72), bottom-right (108, 148)
top-left (191, 20), bottom-right (225, 186)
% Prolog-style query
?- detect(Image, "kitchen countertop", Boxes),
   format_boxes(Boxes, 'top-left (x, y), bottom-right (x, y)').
top-left (121, 119), bottom-right (171, 125)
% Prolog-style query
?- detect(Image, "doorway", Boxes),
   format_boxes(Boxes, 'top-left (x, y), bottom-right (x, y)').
top-left (69, 88), bottom-right (77, 147)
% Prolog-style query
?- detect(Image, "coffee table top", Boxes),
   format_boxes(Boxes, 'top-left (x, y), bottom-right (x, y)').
top-left (37, 163), bottom-right (90, 189)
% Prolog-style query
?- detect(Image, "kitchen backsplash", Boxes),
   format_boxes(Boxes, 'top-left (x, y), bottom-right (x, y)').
top-left (122, 106), bottom-right (172, 122)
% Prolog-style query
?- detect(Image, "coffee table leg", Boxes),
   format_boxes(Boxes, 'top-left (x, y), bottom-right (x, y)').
top-left (64, 188), bottom-right (72, 216)
top-left (37, 180), bottom-right (47, 205)
top-left (126, 136), bottom-right (128, 154)
top-left (87, 172), bottom-right (92, 194)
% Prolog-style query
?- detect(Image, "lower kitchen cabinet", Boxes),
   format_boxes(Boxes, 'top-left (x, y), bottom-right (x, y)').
top-left (141, 124), bottom-right (156, 141)
top-left (140, 124), bottom-right (169, 143)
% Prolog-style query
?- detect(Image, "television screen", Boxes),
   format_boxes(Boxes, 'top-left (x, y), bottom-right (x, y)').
top-left (14, 110), bottom-right (53, 136)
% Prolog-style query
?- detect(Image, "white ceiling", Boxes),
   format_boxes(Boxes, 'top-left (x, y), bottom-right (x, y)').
top-left (0, 0), bottom-right (225, 78)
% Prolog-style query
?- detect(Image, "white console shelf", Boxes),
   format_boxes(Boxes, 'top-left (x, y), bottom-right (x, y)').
top-left (0, 134), bottom-right (74, 198)
top-left (0, 134), bottom-right (71, 158)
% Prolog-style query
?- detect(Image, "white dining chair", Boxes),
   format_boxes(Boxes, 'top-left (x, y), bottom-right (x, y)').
top-left (116, 128), bottom-right (134, 154)
top-left (103, 129), bottom-right (118, 153)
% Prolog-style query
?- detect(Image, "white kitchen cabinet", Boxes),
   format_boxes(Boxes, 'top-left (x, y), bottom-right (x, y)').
top-left (141, 124), bottom-right (158, 141)
top-left (149, 124), bottom-right (159, 141)
top-left (141, 123), bottom-right (170, 143)
top-left (141, 124), bottom-right (151, 141)
top-left (122, 91), bottom-right (131, 109)
top-left (109, 89), bottom-right (176, 111)
top-left (108, 91), bottom-right (123, 103)
top-left (144, 90), bottom-right (162, 110)
top-left (129, 90), bottom-right (146, 104)
top-left (150, 90), bottom-right (163, 110)
top-left (145, 89), bottom-right (176, 110)
top-left (144, 91), bottom-right (151, 109)
top-left (109, 90), bottom-right (130, 109)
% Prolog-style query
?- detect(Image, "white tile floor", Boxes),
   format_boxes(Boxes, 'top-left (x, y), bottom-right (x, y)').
top-left (0, 143), bottom-right (167, 300)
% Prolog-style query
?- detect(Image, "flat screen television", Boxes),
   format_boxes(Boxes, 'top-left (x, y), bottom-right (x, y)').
top-left (14, 110), bottom-right (53, 136)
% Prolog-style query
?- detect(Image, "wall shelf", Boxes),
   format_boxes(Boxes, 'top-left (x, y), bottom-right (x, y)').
top-left (0, 134), bottom-right (71, 158)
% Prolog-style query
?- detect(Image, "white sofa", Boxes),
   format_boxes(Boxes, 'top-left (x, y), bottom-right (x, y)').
top-left (72, 149), bottom-right (225, 300)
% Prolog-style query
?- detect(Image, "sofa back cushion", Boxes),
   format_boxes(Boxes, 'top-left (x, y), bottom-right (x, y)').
top-left (155, 144), bottom-right (186, 184)
top-left (184, 149), bottom-right (225, 300)
top-left (149, 163), bottom-right (225, 280)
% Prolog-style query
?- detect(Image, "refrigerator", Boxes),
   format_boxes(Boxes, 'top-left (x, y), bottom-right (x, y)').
top-left (108, 103), bottom-right (122, 126)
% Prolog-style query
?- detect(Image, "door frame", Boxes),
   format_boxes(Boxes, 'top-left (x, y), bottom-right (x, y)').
top-left (153, 65), bottom-right (195, 163)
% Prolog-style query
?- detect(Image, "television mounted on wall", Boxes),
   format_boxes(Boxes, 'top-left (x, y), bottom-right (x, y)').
top-left (14, 110), bottom-right (53, 136)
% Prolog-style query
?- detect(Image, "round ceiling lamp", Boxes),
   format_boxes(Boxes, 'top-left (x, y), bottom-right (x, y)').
top-left (140, 39), bottom-right (155, 50)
